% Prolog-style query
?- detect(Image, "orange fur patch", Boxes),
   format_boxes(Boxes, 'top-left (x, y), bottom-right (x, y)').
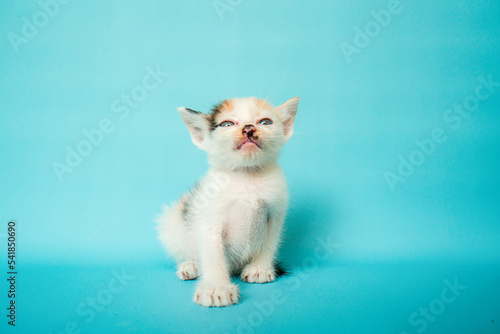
top-left (253, 98), bottom-right (272, 111)
top-left (220, 99), bottom-right (234, 112)
top-left (211, 97), bottom-right (273, 126)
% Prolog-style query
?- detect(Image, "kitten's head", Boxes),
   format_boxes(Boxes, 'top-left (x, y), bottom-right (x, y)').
top-left (178, 97), bottom-right (299, 171)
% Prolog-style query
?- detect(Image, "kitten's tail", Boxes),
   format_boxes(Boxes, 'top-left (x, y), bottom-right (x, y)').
top-left (275, 261), bottom-right (289, 277)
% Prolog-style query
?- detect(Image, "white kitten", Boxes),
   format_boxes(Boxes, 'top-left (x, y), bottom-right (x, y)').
top-left (156, 96), bottom-right (299, 307)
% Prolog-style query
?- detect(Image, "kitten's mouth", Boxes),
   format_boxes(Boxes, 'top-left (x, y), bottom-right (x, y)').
top-left (236, 138), bottom-right (261, 150)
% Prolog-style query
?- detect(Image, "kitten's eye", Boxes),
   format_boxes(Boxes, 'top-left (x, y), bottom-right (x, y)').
top-left (219, 121), bottom-right (235, 127)
top-left (258, 118), bottom-right (273, 125)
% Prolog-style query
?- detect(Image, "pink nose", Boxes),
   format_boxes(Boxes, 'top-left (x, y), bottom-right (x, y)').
top-left (242, 125), bottom-right (256, 137)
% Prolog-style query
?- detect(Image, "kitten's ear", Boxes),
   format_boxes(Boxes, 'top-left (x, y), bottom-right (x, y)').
top-left (178, 107), bottom-right (211, 150)
top-left (276, 97), bottom-right (300, 141)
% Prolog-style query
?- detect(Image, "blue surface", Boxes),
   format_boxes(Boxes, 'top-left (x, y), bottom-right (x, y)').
top-left (1, 1), bottom-right (499, 333)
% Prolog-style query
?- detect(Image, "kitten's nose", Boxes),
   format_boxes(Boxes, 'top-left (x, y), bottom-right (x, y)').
top-left (242, 124), bottom-right (256, 137)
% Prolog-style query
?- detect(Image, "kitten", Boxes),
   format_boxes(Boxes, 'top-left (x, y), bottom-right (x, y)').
top-left (156, 96), bottom-right (299, 307)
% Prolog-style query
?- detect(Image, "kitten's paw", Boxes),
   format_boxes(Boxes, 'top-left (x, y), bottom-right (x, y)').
top-left (241, 265), bottom-right (276, 283)
top-left (176, 262), bottom-right (199, 281)
top-left (194, 283), bottom-right (240, 307)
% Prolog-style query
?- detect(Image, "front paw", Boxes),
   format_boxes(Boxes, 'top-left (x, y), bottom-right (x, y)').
top-left (194, 283), bottom-right (240, 307)
top-left (176, 262), bottom-right (199, 281)
top-left (241, 265), bottom-right (276, 283)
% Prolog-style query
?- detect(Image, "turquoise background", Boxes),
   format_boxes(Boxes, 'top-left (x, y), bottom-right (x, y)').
top-left (1, 0), bottom-right (499, 333)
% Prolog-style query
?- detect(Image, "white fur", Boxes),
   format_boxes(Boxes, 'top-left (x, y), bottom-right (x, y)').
top-left (157, 97), bottom-right (299, 307)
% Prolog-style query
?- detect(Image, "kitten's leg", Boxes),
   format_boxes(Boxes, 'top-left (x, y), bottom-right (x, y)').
top-left (242, 213), bottom-right (285, 284)
top-left (194, 223), bottom-right (239, 307)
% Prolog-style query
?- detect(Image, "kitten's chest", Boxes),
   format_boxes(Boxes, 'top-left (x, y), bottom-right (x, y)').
top-left (220, 170), bottom-right (284, 205)
top-left (223, 180), bottom-right (270, 227)
top-left (220, 174), bottom-right (277, 246)
top-left (205, 168), bottom-right (287, 244)
top-left (222, 196), bottom-right (268, 260)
